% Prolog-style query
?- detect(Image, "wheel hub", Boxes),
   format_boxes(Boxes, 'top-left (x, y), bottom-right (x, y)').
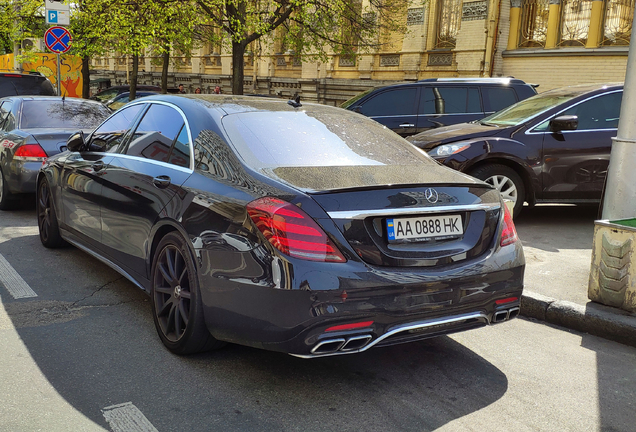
top-left (174, 285), bottom-right (182, 299)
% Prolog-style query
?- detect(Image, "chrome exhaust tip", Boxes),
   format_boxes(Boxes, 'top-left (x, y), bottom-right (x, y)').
top-left (311, 338), bottom-right (346, 354)
top-left (340, 335), bottom-right (372, 352)
top-left (492, 310), bottom-right (509, 323)
top-left (508, 307), bottom-right (520, 320)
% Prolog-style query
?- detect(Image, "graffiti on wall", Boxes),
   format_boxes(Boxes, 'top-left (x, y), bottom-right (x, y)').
top-left (0, 53), bottom-right (83, 97)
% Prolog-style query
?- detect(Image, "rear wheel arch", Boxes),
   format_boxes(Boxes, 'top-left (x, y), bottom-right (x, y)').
top-left (147, 222), bottom-right (197, 285)
top-left (465, 158), bottom-right (535, 206)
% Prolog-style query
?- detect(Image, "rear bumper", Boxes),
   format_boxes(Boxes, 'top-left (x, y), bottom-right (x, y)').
top-left (3, 159), bottom-right (42, 194)
top-left (198, 241), bottom-right (525, 357)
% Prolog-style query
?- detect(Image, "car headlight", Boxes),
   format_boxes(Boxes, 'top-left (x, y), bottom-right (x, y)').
top-left (428, 143), bottom-right (471, 157)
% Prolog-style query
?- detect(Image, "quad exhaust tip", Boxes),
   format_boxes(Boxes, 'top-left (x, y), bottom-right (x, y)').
top-left (311, 335), bottom-right (373, 355)
top-left (492, 306), bottom-right (520, 323)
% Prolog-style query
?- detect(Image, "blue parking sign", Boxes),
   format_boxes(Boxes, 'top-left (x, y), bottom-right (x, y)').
top-left (48, 10), bottom-right (58, 23)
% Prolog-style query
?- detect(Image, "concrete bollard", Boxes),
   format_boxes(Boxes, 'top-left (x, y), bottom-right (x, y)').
top-left (588, 219), bottom-right (636, 312)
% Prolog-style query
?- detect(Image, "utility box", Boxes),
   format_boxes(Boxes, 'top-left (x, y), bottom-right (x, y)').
top-left (589, 219), bottom-right (636, 312)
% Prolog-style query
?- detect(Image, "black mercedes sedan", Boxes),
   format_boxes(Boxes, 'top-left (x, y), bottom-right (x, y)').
top-left (0, 96), bottom-right (111, 209)
top-left (37, 95), bottom-right (524, 358)
top-left (407, 83), bottom-right (623, 217)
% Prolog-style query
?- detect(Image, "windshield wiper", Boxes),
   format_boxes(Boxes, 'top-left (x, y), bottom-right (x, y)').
top-left (479, 120), bottom-right (499, 127)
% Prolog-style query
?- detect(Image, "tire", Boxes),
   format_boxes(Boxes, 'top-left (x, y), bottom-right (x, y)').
top-left (151, 232), bottom-right (225, 355)
top-left (37, 178), bottom-right (66, 248)
top-left (0, 167), bottom-right (16, 210)
top-left (469, 164), bottom-right (526, 218)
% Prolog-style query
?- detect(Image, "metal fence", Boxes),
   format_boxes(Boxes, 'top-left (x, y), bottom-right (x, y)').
top-left (519, 0), bottom-right (551, 47)
top-left (603, 0), bottom-right (635, 45)
top-left (435, 0), bottom-right (463, 48)
top-left (558, 0), bottom-right (594, 46)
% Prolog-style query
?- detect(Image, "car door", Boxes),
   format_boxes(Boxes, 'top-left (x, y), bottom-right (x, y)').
top-left (99, 102), bottom-right (193, 279)
top-left (357, 87), bottom-right (419, 136)
top-left (416, 86), bottom-right (482, 132)
top-left (539, 90), bottom-right (623, 201)
top-left (60, 103), bottom-right (144, 245)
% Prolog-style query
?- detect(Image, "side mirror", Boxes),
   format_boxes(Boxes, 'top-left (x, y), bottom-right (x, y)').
top-left (550, 115), bottom-right (578, 132)
top-left (67, 131), bottom-right (86, 152)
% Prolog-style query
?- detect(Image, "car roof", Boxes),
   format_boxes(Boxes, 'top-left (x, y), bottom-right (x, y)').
top-left (538, 82), bottom-right (623, 97)
top-left (0, 95), bottom-right (106, 105)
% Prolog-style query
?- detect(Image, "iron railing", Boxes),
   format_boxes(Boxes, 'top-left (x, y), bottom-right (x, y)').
top-left (603, 0), bottom-right (635, 45)
top-left (435, 0), bottom-right (463, 49)
top-left (519, 0), bottom-right (550, 47)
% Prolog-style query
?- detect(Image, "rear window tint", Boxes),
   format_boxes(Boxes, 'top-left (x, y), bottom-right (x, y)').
top-left (0, 75), bottom-right (55, 97)
top-left (222, 109), bottom-right (433, 168)
top-left (20, 99), bottom-right (111, 129)
top-left (482, 87), bottom-right (518, 112)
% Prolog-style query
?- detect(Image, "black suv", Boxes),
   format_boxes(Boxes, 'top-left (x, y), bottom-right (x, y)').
top-left (341, 78), bottom-right (538, 137)
top-left (0, 72), bottom-right (56, 98)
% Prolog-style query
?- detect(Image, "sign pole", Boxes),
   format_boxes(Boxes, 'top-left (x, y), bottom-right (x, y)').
top-left (56, 53), bottom-right (61, 96)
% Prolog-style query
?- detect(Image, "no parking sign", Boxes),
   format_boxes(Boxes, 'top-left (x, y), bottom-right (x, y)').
top-left (44, 26), bottom-right (72, 54)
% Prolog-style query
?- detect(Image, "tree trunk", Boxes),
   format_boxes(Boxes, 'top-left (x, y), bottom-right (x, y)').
top-left (231, 41), bottom-right (246, 95)
top-left (81, 55), bottom-right (90, 99)
top-left (130, 55), bottom-right (139, 101)
top-left (161, 49), bottom-right (170, 94)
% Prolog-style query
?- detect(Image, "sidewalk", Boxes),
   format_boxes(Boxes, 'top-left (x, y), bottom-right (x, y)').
top-left (514, 205), bottom-right (636, 348)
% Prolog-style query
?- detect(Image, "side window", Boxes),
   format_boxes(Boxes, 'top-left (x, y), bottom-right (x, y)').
top-left (90, 104), bottom-right (144, 152)
top-left (0, 101), bottom-right (11, 130)
top-left (560, 92), bottom-right (623, 130)
top-left (125, 104), bottom-right (187, 166)
top-left (169, 126), bottom-right (191, 168)
top-left (419, 87), bottom-right (478, 114)
top-left (359, 88), bottom-right (418, 116)
top-left (482, 87), bottom-right (518, 112)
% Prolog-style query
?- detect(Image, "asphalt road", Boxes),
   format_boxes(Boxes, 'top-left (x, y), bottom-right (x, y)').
top-left (1, 203), bottom-right (635, 432)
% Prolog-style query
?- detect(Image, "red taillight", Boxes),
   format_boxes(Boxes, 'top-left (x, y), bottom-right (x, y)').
top-left (247, 197), bottom-right (346, 262)
top-left (500, 204), bottom-right (518, 247)
top-left (495, 297), bottom-right (518, 305)
top-left (326, 321), bottom-right (374, 332)
top-left (2, 74), bottom-right (22, 78)
top-left (14, 144), bottom-right (47, 158)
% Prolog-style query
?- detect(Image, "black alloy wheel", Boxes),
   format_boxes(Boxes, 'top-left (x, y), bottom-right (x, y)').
top-left (37, 178), bottom-right (66, 248)
top-left (151, 232), bottom-right (224, 355)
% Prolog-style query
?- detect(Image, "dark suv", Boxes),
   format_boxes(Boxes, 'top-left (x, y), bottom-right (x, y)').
top-left (341, 78), bottom-right (537, 137)
top-left (0, 72), bottom-right (56, 98)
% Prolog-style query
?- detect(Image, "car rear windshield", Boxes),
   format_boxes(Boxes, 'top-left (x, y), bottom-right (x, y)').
top-left (479, 92), bottom-right (578, 126)
top-left (0, 75), bottom-right (55, 97)
top-left (222, 109), bottom-right (435, 168)
top-left (20, 100), bottom-right (111, 129)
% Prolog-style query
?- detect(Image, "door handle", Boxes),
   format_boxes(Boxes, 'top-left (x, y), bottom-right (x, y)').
top-left (92, 161), bottom-right (105, 172)
top-left (153, 175), bottom-right (171, 189)
top-left (399, 123), bottom-right (415, 128)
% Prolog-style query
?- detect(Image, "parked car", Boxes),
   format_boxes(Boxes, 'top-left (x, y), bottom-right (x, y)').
top-left (0, 96), bottom-right (111, 209)
top-left (0, 72), bottom-right (56, 98)
top-left (105, 91), bottom-right (159, 110)
top-left (341, 77), bottom-right (538, 137)
top-left (407, 83), bottom-right (623, 217)
top-left (37, 94), bottom-right (524, 358)
top-left (91, 85), bottom-right (179, 102)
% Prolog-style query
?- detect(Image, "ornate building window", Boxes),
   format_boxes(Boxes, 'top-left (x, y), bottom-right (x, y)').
top-left (435, 0), bottom-right (463, 49)
top-left (602, 0), bottom-right (635, 45)
top-left (558, 0), bottom-right (594, 46)
top-left (519, 0), bottom-right (550, 47)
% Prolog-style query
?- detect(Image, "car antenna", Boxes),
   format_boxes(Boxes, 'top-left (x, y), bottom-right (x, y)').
top-left (287, 94), bottom-right (301, 108)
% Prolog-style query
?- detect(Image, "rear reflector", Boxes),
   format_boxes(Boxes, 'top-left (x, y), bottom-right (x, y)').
top-left (326, 321), bottom-right (374, 332)
top-left (14, 144), bottom-right (47, 158)
top-left (247, 197), bottom-right (346, 262)
top-left (495, 297), bottom-right (518, 305)
top-left (2, 74), bottom-right (22, 78)
top-left (500, 204), bottom-right (518, 247)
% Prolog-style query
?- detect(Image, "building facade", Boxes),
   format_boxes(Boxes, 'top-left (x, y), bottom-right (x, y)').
top-left (90, 0), bottom-right (633, 102)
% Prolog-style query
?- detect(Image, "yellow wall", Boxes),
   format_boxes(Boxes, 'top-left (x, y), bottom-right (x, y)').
top-left (0, 53), bottom-right (83, 97)
top-left (502, 56), bottom-right (628, 91)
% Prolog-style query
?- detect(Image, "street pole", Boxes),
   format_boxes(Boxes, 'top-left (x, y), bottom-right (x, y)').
top-left (56, 53), bottom-right (61, 96)
top-left (601, 8), bottom-right (636, 220)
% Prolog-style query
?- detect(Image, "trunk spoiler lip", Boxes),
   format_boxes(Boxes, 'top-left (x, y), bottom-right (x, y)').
top-left (304, 182), bottom-right (493, 195)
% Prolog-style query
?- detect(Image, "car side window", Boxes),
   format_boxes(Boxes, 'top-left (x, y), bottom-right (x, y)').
top-left (359, 88), bottom-right (418, 116)
top-left (561, 91), bottom-right (623, 130)
top-left (125, 104), bottom-right (187, 166)
top-left (482, 87), bottom-right (518, 112)
top-left (419, 87), bottom-right (480, 114)
top-left (0, 101), bottom-right (14, 131)
top-left (90, 104), bottom-right (144, 152)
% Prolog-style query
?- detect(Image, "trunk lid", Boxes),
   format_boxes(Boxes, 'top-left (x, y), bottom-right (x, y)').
top-left (24, 128), bottom-right (90, 156)
top-left (310, 184), bottom-right (502, 267)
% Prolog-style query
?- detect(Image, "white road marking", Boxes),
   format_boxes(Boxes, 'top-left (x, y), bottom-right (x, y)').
top-left (102, 402), bottom-right (159, 432)
top-left (0, 253), bottom-right (37, 299)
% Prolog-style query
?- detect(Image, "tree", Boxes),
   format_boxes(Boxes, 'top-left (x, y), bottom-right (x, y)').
top-left (195, 0), bottom-right (411, 95)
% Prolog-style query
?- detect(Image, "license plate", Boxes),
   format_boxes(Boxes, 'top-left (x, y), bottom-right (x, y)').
top-left (387, 214), bottom-right (463, 242)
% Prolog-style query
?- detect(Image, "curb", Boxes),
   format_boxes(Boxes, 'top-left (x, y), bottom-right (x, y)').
top-left (520, 290), bottom-right (636, 348)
